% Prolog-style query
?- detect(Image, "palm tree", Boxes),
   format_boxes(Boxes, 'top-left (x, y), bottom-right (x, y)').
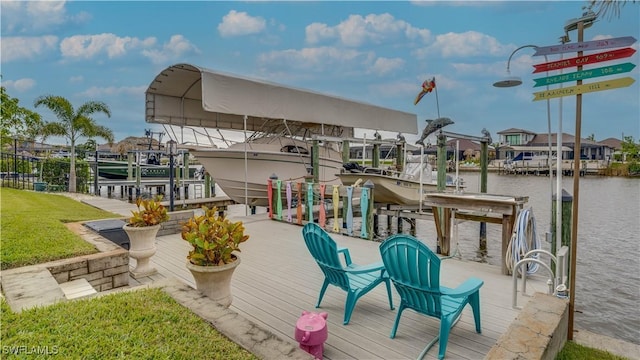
top-left (589, 0), bottom-right (636, 20)
top-left (34, 95), bottom-right (114, 193)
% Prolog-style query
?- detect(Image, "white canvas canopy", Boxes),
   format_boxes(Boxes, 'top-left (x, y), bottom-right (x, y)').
top-left (145, 63), bottom-right (418, 136)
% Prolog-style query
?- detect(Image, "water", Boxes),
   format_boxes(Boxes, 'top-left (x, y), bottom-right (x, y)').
top-left (437, 172), bottom-right (640, 345)
top-left (95, 173), bottom-right (640, 344)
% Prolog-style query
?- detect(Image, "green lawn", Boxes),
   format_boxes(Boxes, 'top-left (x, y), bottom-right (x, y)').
top-left (556, 340), bottom-right (629, 360)
top-left (0, 188), bottom-right (120, 270)
top-left (1, 288), bottom-right (256, 359)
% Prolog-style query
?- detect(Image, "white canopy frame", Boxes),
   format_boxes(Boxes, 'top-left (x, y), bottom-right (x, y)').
top-left (145, 63), bottom-right (418, 143)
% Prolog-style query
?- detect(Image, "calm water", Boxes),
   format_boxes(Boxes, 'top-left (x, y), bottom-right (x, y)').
top-left (430, 172), bottom-right (640, 345)
top-left (98, 172), bottom-right (640, 344)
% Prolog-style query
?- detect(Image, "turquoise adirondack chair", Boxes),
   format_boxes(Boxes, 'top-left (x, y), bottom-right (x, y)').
top-left (302, 222), bottom-right (394, 325)
top-left (379, 234), bottom-right (483, 360)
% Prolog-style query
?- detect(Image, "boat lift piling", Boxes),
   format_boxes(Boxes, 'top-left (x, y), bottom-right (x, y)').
top-left (437, 130), bottom-right (491, 255)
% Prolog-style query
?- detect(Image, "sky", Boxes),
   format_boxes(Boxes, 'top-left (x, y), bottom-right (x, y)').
top-left (1, 0), bottom-right (639, 147)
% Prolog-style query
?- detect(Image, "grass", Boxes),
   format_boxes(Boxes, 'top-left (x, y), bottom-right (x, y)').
top-left (556, 340), bottom-right (630, 360)
top-left (1, 288), bottom-right (257, 359)
top-left (0, 188), bottom-right (120, 270)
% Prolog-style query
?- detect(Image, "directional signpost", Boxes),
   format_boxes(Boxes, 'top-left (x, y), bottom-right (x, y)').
top-left (532, 47), bottom-right (636, 73)
top-left (533, 36), bottom-right (637, 56)
top-left (533, 77), bottom-right (635, 101)
top-left (533, 63), bottom-right (636, 87)
top-left (531, 36), bottom-right (637, 101)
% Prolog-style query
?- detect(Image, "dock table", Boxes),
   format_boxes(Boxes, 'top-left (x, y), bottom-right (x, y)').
top-left (424, 192), bottom-right (528, 275)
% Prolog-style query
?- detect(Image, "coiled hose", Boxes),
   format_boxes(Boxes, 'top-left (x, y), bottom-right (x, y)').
top-left (505, 207), bottom-right (541, 275)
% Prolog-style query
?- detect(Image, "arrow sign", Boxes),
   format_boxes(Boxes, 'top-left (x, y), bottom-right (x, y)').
top-left (533, 36), bottom-right (637, 56)
top-left (533, 77), bottom-right (635, 101)
top-left (534, 63), bottom-right (636, 87)
top-left (533, 48), bottom-right (637, 73)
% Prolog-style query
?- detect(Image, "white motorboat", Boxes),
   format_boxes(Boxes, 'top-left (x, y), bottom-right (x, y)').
top-left (338, 155), bottom-right (460, 205)
top-left (190, 136), bottom-right (343, 206)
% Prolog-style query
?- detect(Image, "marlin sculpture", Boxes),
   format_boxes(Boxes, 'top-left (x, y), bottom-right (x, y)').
top-left (481, 128), bottom-right (492, 144)
top-left (415, 117), bottom-right (454, 146)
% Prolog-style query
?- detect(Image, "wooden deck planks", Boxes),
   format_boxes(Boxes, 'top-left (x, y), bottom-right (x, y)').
top-left (136, 214), bottom-right (548, 360)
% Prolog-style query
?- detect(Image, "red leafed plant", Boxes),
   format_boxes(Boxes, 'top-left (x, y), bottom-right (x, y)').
top-left (181, 206), bottom-right (249, 266)
top-left (128, 196), bottom-right (170, 227)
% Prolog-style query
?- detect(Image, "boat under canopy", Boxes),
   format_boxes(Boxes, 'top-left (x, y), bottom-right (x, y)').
top-left (144, 63), bottom-right (418, 206)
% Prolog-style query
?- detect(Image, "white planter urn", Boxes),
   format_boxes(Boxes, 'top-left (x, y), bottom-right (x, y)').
top-left (186, 255), bottom-right (240, 308)
top-left (123, 224), bottom-right (160, 278)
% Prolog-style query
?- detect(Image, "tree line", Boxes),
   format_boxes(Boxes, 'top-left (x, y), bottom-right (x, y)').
top-left (1, 85), bottom-right (114, 193)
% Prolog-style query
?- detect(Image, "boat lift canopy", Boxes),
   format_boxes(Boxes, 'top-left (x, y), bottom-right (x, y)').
top-left (145, 63), bottom-right (418, 139)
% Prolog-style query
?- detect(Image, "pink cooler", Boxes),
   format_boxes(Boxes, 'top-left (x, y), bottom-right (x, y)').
top-left (295, 311), bottom-right (328, 359)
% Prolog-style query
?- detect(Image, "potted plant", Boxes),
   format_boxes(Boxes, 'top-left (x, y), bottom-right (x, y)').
top-left (181, 206), bottom-right (249, 308)
top-left (123, 196), bottom-right (169, 278)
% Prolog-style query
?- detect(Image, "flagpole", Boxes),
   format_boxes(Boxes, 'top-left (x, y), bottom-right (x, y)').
top-left (434, 77), bottom-right (441, 118)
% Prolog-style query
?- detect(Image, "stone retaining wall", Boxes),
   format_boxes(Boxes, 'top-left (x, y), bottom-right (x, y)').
top-left (159, 209), bottom-right (194, 236)
top-left (51, 222), bottom-right (130, 292)
top-left (47, 250), bottom-right (129, 292)
top-left (484, 292), bottom-right (569, 360)
top-left (48, 211), bottom-right (193, 293)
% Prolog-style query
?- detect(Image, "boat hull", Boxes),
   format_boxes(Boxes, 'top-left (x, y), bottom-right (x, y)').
top-left (192, 148), bottom-right (343, 206)
top-left (338, 172), bottom-right (456, 205)
top-left (97, 162), bottom-right (201, 179)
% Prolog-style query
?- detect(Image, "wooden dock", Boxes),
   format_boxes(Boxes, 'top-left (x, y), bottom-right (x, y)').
top-left (130, 214), bottom-right (549, 360)
top-left (494, 160), bottom-right (606, 176)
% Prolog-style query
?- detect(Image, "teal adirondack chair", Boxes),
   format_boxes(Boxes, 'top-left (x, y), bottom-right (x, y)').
top-left (379, 234), bottom-right (483, 360)
top-left (302, 222), bottom-right (394, 325)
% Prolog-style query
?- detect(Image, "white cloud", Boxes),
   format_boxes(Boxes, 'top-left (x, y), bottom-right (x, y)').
top-left (258, 46), bottom-right (367, 71)
top-left (369, 57), bottom-right (405, 76)
top-left (2, 78), bottom-right (36, 92)
top-left (1, 1), bottom-right (89, 34)
top-left (141, 35), bottom-right (200, 64)
top-left (305, 23), bottom-right (337, 44)
top-left (306, 13), bottom-right (430, 47)
top-left (417, 31), bottom-right (510, 58)
top-left (77, 85), bottom-right (147, 98)
top-left (411, 0), bottom-right (495, 7)
top-left (60, 33), bottom-right (156, 60)
top-left (0, 36), bottom-right (59, 63)
top-left (369, 80), bottom-right (417, 99)
top-left (591, 34), bottom-right (614, 41)
top-left (218, 10), bottom-right (266, 37)
top-left (69, 75), bottom-right (84, 83)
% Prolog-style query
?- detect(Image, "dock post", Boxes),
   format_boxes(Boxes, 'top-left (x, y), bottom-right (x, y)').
top-left (93, 151), bottom-right (99, 195)
top-left (342, 140), bottom-right (350, 164)
top-left (386, 204), bottom-right (392, 235)
top-left (409, 219), bottom-right (416, 237)
top-left (436, 132), bottom-right (447, 254)
top-left (373, 211), bottom-right (379, 237)
top-left (127, 152), bottom-right (134, 180)
top-left (204, 173), bottom-right (211, 198)
top-left (372, 139), bottom-right (380, 169)
top-left (552, 189), bottom-right (573, 284)
top-left (479, 140), bottom-right (489, 256)
top-left (312, 140), bottom-right (319, 184)
top-left (135, 156), bottom-right (141, 199)
top-left (396, 142), bottom-right (405, 172)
